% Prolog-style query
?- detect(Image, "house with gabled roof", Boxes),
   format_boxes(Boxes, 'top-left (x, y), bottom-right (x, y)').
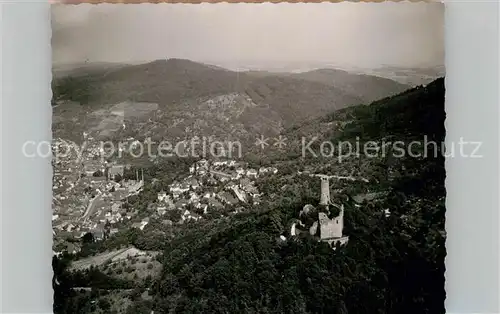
top-left (157, 190), bottom-right (168, 202)
top-left (246, 169), bottom-right (258, 178)
top-left (208, 197), bottom-right (223, 209)
top-left (218, 191), bottom-right (238, 205)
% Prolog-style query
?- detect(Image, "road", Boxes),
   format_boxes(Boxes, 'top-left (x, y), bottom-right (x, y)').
top-left (82, 192), bottom-right (103, 222)
top-left (209, 169), bottom-right (232, 179)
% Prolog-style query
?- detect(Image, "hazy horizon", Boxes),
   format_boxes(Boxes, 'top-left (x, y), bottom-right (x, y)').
top-left (52, 2), bottom-right (444, 70)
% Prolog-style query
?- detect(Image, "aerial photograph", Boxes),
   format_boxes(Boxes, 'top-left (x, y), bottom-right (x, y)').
top-left (51, 2), bottom-right (446, 313)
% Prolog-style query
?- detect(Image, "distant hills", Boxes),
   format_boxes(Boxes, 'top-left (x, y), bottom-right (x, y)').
top-left (52, 59), bottom-right (411, 143)
top-left (52, 62), bottom-right (129, 79)
top-left (197, 60), bottom-right (444, 87)
top-left (361, 65), bottom-right (445, 86)
top-left (283, 68), bottom-right (410, 103)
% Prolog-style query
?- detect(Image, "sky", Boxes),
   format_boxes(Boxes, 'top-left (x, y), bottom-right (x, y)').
top-left (51, 2), bottom-right (444, 69)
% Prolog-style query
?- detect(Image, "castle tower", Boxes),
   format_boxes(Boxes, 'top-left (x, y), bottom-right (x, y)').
top-left (319, 176), bottom-right (331, 207)
top-left (318, 203), bottom-right (348, 246)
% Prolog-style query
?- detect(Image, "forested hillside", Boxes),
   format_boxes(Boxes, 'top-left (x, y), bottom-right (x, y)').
top-left (150, 78), bottom-right (446, 314)
top-left (51, 59), bottom-right (410, 143)
top-left (53, 78), bottom-right (446, 314)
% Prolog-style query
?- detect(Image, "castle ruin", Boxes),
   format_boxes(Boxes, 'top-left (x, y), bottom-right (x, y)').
top-left (293, 174), bottom-right (349, 248)
top-left (317, 175), bottom-right (349, 247)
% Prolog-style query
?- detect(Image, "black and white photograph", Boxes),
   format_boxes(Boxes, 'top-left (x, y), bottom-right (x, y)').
top-left (49, 2), bottom-right (447, 313)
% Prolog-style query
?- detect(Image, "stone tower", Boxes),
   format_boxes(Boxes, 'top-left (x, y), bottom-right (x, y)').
top-left (316, 174), bottom-right (349, 247)
top-left (319, 175), bottom-right (331, 207)
top-left (318, 204), bottom-right (344, 240)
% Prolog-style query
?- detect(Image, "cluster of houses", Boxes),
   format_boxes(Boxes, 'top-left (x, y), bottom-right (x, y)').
top-left (52, 167), bottom-right (146, 255)
top-left (52, 132), bottom-right (281, 256)
top-left (155, 159), bottom-right (278, 222)
top-left (52, 134), bottom-right (149, 255)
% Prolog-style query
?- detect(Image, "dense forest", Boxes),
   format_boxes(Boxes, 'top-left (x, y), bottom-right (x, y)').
top-left (53, 78), bottom-right (446, 314)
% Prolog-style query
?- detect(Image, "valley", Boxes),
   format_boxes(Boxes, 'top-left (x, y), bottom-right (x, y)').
top-left (51, 60), bottom-right (446, 314)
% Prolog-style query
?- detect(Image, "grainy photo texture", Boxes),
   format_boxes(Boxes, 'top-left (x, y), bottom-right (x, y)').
top-left (50, 2), bottom-right (446, 313)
